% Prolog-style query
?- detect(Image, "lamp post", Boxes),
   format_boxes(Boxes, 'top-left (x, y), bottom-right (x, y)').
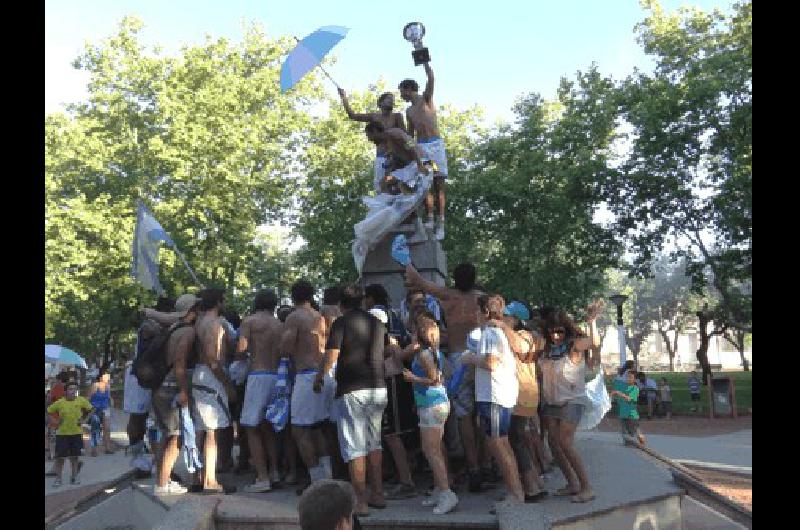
top-left (609, 294), bottom-right (629, 368)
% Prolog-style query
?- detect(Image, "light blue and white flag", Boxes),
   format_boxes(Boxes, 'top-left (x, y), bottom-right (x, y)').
top-left (131, 201), bottom-right (175, 295)
top-left (265, 357), bottom-right (293, 432)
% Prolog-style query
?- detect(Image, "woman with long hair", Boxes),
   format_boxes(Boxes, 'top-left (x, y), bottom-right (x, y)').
top-left (403, 314), bottom-right (458, 514)
top-left (538, 305), bottom-right (601, 503)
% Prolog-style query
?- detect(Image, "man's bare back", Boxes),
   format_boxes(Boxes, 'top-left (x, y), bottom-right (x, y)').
top-left (239, 312), bottom-right (283, 372)
top-left (196, 313), bottom-right (225, 366)
top-left (281, 306), bottom-right (326, 371)
top-left (166, 326), bottom-right (196, 370)
top-left (320, 304), bottom-right (342, 337)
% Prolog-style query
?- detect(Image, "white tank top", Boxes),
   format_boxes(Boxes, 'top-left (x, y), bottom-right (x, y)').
top-left (540, 344), bottom-right (586, 406)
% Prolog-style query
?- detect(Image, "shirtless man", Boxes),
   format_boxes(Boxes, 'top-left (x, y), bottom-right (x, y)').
top-left (404, 262), bottom-right (485, 491)
top-left (364, 122), bottom-right (430, 195)
top-left (338, 89), bottom-right (406, 193)
top-left (192, 288), bottom-right (235, 493)
top-left (152, 294), bottom-right (200, 495)
top-left (281, 280), bottom-right (332, 488)
top-left (238, 289), bottom-right (284, 492)
top-left (399, 62), bottom-right (448, 240)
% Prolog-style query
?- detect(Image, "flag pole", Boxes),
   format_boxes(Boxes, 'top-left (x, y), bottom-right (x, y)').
top-left (174, 248), bottom-right (204, 289)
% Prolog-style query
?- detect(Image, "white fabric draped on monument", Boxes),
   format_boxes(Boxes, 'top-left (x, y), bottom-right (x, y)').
top-left (352, 173), bottom-right (433, 275)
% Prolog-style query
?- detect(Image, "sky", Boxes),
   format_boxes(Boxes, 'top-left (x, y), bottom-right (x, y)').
top-left (46, 0), bottom-right (734, 125)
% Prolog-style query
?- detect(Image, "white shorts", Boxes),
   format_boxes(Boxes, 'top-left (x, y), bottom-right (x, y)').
top-left (389, 161), bottom-right (421, 188)
top-left (374, 155), bottom-right (387, 193)
top-left (337, 388), bottom-right (387, 462)
top-left (123, 365), bottom-right (152, 414)
top-left (291, 370), bottom-right (329, 426)
top-left (191, 364), bottom-right (230, 431)
top-left (239, 371), bottom-right (278, 427)
top-left (418, 137), bottom-right (448, 176)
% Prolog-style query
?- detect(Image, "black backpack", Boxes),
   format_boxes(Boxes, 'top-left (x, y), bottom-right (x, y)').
top-left (133, 321), bottom-right (192, 390)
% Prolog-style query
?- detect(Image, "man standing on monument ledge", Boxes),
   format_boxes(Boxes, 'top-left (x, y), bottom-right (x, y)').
top-left (400, 61), bottom-right (448, 241)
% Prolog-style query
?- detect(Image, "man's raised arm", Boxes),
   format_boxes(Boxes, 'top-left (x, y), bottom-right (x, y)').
top-left (338, 88), bottom-right (373, 122)
top-left (422, 63), bottom-right (434, 103)
top-left (405, 263), bottom-right (452, 301)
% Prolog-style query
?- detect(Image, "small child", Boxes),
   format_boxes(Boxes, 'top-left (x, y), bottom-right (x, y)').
top-left (46, 381), bottom-right (93, 487)
top-left (609, 370), bottom-right (646, 445)
top-left (89, 411), bottom-right (103, 456)
top-left (659, 378), bottom-right (672, 419)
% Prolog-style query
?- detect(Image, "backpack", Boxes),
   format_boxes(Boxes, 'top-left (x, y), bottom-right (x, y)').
top-left (133, 321), bottom-right (192, 390)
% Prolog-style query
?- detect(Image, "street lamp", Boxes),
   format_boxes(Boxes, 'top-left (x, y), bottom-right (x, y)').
top-left (609, 294), bottom-right (629, 368)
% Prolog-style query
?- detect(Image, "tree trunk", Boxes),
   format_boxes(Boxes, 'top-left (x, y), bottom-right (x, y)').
top-left (659, 329), bottom-right (675, 371)
top-left (695, 312), bottom-right (712, 385)
top-left (102, 331), bottom-right (113, 372)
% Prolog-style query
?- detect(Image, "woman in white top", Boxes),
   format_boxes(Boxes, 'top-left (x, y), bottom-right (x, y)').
top-left (538, 305), bottom-right (601, 503)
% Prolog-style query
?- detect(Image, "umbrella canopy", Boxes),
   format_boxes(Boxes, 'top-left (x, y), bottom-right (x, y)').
top-left (280, 25), bottom-right (348, 92)
top-left (45, 344), bottom-right (88, 369)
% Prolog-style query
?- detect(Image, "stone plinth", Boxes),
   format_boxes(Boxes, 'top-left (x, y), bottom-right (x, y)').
top-left (360, 220), bottom-right (447, 310)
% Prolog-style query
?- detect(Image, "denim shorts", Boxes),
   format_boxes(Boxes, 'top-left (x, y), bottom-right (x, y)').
top-left (476, 402), bottom-right (513, 438)
top-left (541, 401), bottom-right (585, 425)
top-left (418, 400), bottom-right (450, 428)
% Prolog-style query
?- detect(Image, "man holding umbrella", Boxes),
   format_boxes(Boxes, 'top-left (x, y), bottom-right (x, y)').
top-left (337, 88), bottom-right (407, 194)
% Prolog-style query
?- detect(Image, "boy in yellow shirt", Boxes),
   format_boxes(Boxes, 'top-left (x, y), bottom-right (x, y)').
top-left (47, 381), bottom-right (93, 487)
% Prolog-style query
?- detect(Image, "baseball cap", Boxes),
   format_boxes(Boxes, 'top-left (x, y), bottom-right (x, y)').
top-left (503, 301), bottom-right (530, 321)
top-left (174, 293), bottom-right (201, 317)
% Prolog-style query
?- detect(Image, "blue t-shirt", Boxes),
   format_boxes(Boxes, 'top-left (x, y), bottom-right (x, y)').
top-left (412, 348), bottom-right (449, 408)
top-left (688, 376), bottom-right (701, 394)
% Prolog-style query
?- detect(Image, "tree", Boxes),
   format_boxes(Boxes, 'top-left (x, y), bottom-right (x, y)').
top-left (601, 1), bottom-right (751, 376)
top-left (604, 269), bottom-right (659, 369)
top-left (650, 257), bottom-right (694, 371)
top-left (723, 328), bottom-right (750, 371)
top-left (46, 17), bottom-right (328, 358)
top-left (448, 67), bottom-right (623, 312)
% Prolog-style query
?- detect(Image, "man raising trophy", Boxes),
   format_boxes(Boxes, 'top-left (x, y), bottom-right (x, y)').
top-left (400, 22), bottom-right (448, 241)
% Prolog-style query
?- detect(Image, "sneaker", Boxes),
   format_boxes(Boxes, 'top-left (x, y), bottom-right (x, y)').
top-left (154, 481), bottom-right (188, 495)
top-left (435, 225), bottom-right (445, 241)
top-left (433, 490), bottom-right (458, 514)
top-left (386, 483), bottom-right (417, 500)
top-left (424, 219), bottom-right (435, 231)
top-left (70, 475), bottom-right (81, 485)
top-left (53, 478), bottom-right (62, 488)
top-left (422, 491), bottom-right (440, 507)
top-left (243, 479), bottom-right (272, 493)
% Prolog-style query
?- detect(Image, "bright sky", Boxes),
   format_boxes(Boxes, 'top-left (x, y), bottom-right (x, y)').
top-left (46, 0), bottom-right (734, 124)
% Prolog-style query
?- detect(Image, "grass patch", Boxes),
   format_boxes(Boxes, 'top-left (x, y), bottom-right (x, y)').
top-left (607, 371), bottom-right (752, 416)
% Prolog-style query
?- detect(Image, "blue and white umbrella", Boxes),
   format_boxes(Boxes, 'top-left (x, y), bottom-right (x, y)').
top-left (45, 344), bottom-right (88, 369)
top-left (280, 25), bottom-right (349, 92)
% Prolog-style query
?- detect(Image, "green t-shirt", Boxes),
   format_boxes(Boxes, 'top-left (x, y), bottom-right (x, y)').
top-left (616, 384), bottom-right (639, 420)
top-left (47, 396), bottom-right (93, 435)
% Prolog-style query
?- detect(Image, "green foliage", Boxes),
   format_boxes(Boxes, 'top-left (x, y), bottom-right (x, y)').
top-left (603, 1), bottom-right (751, 334)
top-left (46, 17), bottom-right (327, 363)
top-left (447, 67), bottom-right (623, 312)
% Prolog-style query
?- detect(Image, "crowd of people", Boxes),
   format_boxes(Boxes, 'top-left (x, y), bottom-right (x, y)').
top-left (100, 256), bottom-right (613, 518)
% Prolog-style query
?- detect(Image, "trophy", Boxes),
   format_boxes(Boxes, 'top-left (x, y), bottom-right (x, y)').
top-left (403, 22), bottom-right (430, 65)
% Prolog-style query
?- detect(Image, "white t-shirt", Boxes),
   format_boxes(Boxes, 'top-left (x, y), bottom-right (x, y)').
top-left (474, 325), bottom-right (519, 409)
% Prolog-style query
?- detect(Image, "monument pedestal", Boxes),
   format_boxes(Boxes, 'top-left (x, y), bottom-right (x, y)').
top-left (359, 219), bottom-right (447, 309)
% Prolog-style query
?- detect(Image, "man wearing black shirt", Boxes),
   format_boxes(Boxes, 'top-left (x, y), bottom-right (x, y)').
top-left (315, 284), bottom-right (387, 517)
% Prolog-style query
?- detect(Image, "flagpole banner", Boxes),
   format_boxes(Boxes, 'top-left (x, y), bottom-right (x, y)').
top-left (131, 201), bottom-right (175, 295)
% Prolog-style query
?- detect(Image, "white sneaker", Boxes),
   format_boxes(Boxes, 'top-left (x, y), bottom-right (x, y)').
top-left (154, 481), bottom-right (188, 495)
top-left (243, 479), bottom-right (272, 493)
top-left (422, 490), bottom-right (440, 507)
top-left (424, 219), bottom-right (435, 231)
top-left (433, 490), bottom-right (459, 514)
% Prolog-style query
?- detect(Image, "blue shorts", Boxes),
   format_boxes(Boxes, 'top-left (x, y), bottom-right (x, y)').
top-left (476, 402), bottom-right (512, 438)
